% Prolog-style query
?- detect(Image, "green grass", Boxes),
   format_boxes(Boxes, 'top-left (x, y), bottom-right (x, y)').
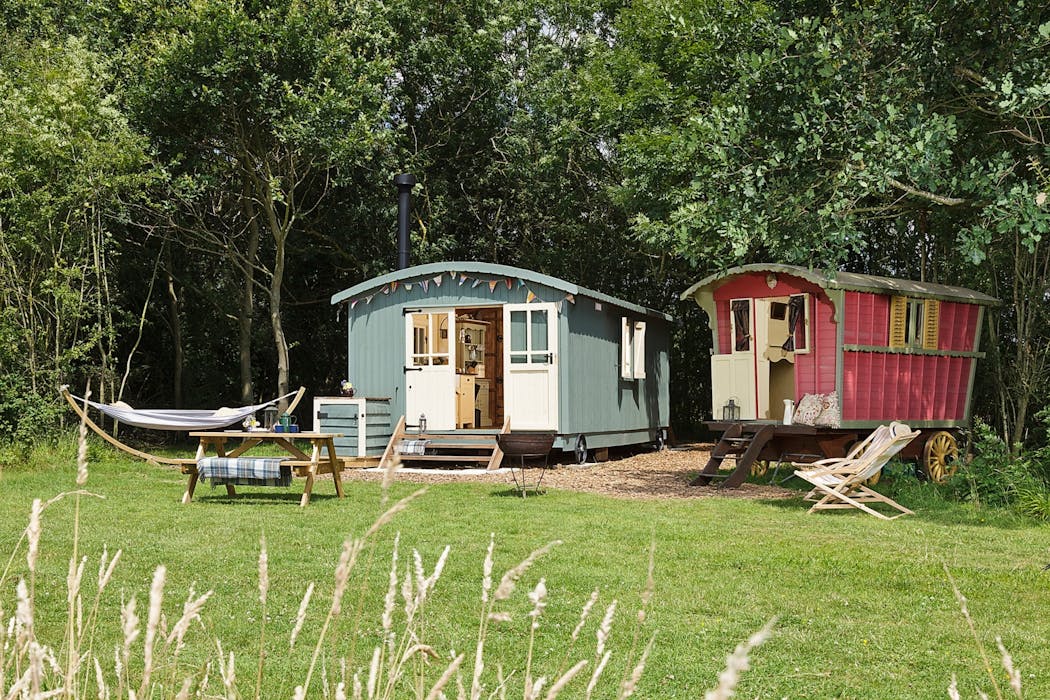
top-left (2, 443), bottom-right (1049, 698)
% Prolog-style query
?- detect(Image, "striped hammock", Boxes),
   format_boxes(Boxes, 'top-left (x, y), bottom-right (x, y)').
top-left (61, 386), bottom-right (299, 431)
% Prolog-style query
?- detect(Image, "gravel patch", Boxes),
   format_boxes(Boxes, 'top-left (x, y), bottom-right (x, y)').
top-left (340, 443), bottom-right (797, 501)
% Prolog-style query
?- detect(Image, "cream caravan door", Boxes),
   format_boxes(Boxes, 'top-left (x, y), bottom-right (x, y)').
top-left (710, 297), bottom-right (756, 420)
top-left (405, 310), bottom-right (456, 430)
top-left (503, 303), bottom-right (558, 430)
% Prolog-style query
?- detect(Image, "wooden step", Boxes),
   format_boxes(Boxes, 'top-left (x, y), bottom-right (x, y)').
top-left (380, 415), bottom-right (512, 471)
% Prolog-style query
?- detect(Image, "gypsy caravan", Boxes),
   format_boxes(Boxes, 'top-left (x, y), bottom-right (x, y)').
top-left (325, 261), bottom-right (671, 467)
top-left (680, 264), bottom-right (998, 485)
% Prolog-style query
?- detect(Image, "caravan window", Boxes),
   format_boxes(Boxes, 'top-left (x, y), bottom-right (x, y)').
top-left (410, 313), bottom-right (450, 366)
top-left (890, 297), bottom-right (940, 349)
top-left (731, 299), bottom-right (751, 352)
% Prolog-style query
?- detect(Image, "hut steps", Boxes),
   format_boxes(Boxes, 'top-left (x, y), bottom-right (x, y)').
top-left (691, 423), bottom-right (775, 488)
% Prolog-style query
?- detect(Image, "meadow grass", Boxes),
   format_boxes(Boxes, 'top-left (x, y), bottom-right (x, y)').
top-left (0, 441), bottom-right (1047, 698)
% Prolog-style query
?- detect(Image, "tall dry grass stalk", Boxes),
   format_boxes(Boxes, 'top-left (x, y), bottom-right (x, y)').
top-left (945, 563), bottom-right (1024, 699)
top-left (703, 618), bottom-right (776, 700)
top-left (1, 423), bottom-right (785, 700)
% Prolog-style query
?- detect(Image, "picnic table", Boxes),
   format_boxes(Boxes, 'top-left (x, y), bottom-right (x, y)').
top-left (183, 430), bottom-right (344, 507)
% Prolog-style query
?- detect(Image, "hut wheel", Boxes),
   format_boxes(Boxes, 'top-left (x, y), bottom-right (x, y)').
top-left (574, 435), bottom-right (589, 465)
top-left (922, 431), bottom-right (959, 483)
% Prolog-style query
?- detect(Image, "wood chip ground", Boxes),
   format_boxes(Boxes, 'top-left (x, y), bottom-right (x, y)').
top-left (340, 443), bottom-right (797, 501)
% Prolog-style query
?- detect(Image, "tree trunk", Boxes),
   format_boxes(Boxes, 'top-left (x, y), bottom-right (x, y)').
top-left (164, 245), bottom-right (184, 409)
top-left (239, 191), bottom-right (263, 404)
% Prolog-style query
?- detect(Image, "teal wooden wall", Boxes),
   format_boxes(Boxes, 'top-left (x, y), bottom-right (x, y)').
top-left (338, 265), bottom-right (670, 450)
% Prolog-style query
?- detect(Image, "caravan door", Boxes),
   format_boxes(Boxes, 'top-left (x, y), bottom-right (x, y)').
top-left (405, 309), bottom-right (456, 430)
top-left (503, 303), bottom-right (558, 430)
top-left (710, 298), bottom-right (757, 420)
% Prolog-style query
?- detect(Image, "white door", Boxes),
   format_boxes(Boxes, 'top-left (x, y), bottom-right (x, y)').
top-left (405, 310), bottom-right (456, 430)
top-left (503, 303), bottom-right (558, 430)
top-left (711, 297), bottom-right (756, 420)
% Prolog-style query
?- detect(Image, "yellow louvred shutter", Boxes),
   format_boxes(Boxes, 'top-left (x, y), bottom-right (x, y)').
top-left (889, 296), bottom-right (908, 347)
top-left (922, 299), bottom-right (940, 350)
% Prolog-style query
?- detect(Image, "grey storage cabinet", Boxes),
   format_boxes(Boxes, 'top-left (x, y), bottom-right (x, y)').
top-left (313, 397), bottom-right (393, 458)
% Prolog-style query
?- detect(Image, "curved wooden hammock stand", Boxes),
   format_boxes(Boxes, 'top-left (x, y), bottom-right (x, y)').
top-left (60, 386), bottom-right (307, 467)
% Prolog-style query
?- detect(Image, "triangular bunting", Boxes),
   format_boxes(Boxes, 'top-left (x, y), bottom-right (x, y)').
top-left (459, 274), bottom-right (468, 286)
top-left (518, 279), bottom-right (526, 288)
top-left (421, 279), bottom-right (429, 292)
top-left (404, 283), bottom-right (413, 291)
top-left (472, 278), bottom-right (483, 288)
top-left (565, 293), bottom-right (575, 304)
top-left (382, 286), bottom-right (390, 295)
top-left (366, 294), bottom-right (374, 304)
top-left (433, 275), bottom-right (443, 287)
top-left (526, 290), bottom-right (537, 303)
top-left (505, 278), bottom-right (513, 289)
top-left (350, 299), bottom-right (359, 309)
top-left (488, 280), bottom-right (498, 293)
top-left (556, 300), bottom-right (563, 313)
top-left (391, 281), bottom-right (399, 292)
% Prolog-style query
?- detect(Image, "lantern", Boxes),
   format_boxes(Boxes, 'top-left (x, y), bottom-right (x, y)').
top-left (722, 398), bottom-right (741, 421)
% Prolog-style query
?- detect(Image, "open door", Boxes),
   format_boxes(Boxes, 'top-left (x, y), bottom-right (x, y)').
top-left (503, 303), bottom-right (558, 430)
top-left (405, 309), bottom-right (456, 430)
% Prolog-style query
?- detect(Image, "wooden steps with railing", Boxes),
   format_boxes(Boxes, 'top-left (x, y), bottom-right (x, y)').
top-left (690, 423), bottom-right (775, 488)
top-left (380, 416), bottom-right (511, 470)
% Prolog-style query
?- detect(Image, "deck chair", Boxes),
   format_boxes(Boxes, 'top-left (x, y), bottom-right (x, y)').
top-left (792, 422), bottom-right (920, 520)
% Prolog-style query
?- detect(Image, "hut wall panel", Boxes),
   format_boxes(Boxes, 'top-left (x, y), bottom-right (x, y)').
top-left (561, 302), bottom-right (670, 436)
top-left (843, 352), bottom-right (971, 422)
top-left (939, 302), bottom-right (979, 351)
top-left (843, 292), bottom-right (889, 346)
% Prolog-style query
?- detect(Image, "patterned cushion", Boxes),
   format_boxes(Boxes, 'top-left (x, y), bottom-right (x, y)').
top-left (794, 394), bottom-right (824, 425)
top-left (814, 392), bottom-right (841, 427)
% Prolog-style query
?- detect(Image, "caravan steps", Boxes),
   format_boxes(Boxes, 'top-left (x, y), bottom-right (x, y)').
top-left (379, 416), bottom-right (511, 470)
top-left (691, 423), bottom-right (775, 488)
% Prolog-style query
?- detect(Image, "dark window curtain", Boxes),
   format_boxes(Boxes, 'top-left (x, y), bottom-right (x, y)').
top-left (732, 300), bottom-right (751, 351)
top-left (782, 295), bottom-right (805, 351)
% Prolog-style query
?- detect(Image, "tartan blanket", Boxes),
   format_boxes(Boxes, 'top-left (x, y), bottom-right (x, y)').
top-left (197, 457), bottom-right (292, 487)
top-left (396, 439), bottom-right (430, 455)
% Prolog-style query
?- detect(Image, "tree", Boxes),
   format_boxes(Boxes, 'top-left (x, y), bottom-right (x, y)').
top-left (128, 0), bottom-right (395, 406)
top-left (0, 36), bottom-right (154, 439)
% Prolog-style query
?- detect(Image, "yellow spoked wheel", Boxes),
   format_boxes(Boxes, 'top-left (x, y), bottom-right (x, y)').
top-left (751, 460), bottom-right (770, 477)
top-left (923, 431), bottom-right (959, 483)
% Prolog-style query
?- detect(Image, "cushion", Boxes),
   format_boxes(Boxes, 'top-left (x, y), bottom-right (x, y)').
top-left (814, 392), bottom-right (841, 427)
top-left (793, 394), bottom-right (824, 426)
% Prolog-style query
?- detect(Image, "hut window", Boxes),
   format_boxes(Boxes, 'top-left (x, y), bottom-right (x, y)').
top-left (508, 308), bottom-right (552, 365)
top-left (621, 318), bottom-right (647, 379)
top-left (889, 297), bottom-right (940, 349)
top-left (782, 294), bottom-right (809, 353)
top-left (410, 313), bottom-right (450, 366)
top-left (731, 299), bottom-right (751, 352)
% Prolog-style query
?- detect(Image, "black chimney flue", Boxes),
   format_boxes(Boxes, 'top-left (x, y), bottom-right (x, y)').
top-left (395, 173), bottom-right (416, 270)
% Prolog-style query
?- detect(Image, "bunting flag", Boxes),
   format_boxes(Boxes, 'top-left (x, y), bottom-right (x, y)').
top-left (382, 286), bottom-right (390, 295)
top-left (518, 279), bottom-right (526, 288)
top-left (421, 279), bottom-right (429, 292)
top-left (459, 274), bottom-right (468, 286)
top-left (556, 300), bottom-right (564, 313)
top-left (433, 275), bottom-right (443, 287)
top-left (404, 283), bottom-right (413, 291)
top-left (366, 294), bottom-right (374, 304)
top-left (488, 280), bottom-right (498, 293)
top-left (391, 281), bottom-right (399, 292)
top-left (505, 278), bottom-right (513, 290)
top-left (526, 290), bottom-right (537, 303)
top-left (350, 299), bottom-right (359, 309)
top-left (565, 293), bottom-right (575, 304)
top-left (472, 278), bottom-right (483, 288)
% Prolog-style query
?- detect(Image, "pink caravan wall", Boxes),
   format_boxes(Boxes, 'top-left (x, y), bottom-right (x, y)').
top-left (712, 272), bottom-right (837, 397)
top-left (841, 292), bottom-right (979, 422)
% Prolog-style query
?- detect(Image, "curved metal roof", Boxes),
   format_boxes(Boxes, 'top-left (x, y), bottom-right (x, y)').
top-left (332, 261), bottom-right (673, 320)
top-left (680, 263), bottom-right (999, 305)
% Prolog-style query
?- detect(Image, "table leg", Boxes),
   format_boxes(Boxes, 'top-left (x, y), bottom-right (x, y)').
top-left (300, 466), bottom-right (315, 508)
top-left (325, 440), bottom-right (344, 498)
top-left (183, 440), bottom-right (208, 504)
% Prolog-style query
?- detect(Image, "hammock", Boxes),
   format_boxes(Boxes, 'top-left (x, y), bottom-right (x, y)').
top-left (60, 385), bottom-right (306, 466)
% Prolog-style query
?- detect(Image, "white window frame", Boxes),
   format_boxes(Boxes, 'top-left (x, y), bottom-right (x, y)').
top-left (790, 293), bottom-right (811, 355)
top-left (621, 317), bottom-right (647, 380)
